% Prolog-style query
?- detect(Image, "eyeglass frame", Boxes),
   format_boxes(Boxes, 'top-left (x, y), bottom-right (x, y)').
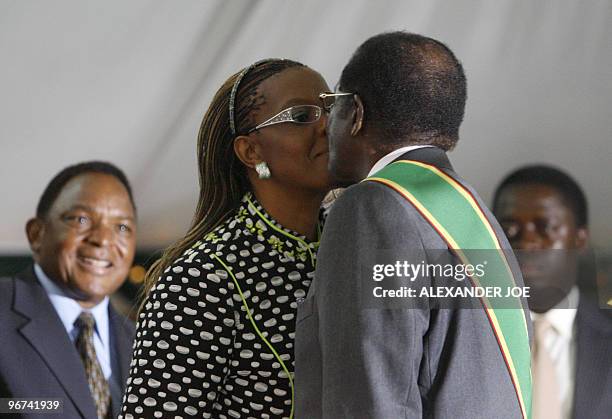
top-left (245, 104), bottom-right (324, 134)
top-left (318, 91), bottom-right (354, 111)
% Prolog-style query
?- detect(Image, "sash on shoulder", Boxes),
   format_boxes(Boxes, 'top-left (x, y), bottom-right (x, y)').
top-left (366, 159), bottom-right (532, 419)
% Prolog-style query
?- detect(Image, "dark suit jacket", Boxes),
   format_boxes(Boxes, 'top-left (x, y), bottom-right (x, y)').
top-left (0, 266), bottom-right (135, 419)
top-left (573, 293), bottom-right (612, 419)
top-left (295, 147), bottom-right (532, 418)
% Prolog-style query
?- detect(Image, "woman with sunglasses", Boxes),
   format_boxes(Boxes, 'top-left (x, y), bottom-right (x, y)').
top-left (120, 59), bottom-right (331, 419)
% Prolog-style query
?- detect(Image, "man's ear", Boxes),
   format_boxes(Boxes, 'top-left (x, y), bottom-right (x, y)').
top-left (26, 218), bottom-right (45, 255)
top-left (234, 135), bottom-right (264, 169)
top-left (351, 94), bottom-right (365, 136)
top-left (575, 227), bottom-right (589, 249)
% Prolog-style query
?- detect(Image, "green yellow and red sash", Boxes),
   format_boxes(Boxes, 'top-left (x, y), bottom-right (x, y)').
top-left (366, 159), bottom-right (532, 419)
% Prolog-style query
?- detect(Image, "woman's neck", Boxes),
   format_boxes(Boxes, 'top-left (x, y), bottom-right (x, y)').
top-left (250, 183), bottom-right (325, 242)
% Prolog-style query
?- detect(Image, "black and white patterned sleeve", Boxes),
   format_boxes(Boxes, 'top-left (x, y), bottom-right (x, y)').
top-left (120, 255), bottom-right (236, 419)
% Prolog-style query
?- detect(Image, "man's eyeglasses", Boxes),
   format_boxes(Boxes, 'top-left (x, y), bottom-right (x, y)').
top-left (319, 91), bottom-right (353, 111)
top-left (247, 105), bottom-right (323, 134)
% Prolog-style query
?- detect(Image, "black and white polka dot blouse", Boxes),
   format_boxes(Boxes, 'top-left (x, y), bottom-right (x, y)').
top-left (120, 193), bottom-right (321, 419)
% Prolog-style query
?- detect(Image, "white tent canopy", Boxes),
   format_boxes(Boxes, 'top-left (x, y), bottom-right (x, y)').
top-left (1, 0), bottom-right (611, 253)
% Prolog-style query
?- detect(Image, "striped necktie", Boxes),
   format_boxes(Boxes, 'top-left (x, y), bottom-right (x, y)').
top-left (75, 312), bottom-right (111, 419)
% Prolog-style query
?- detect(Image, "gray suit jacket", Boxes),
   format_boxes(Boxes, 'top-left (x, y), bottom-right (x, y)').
top-left (295, 148), bottom-right (532, 418)
top-left (0, 266), bottom-right (135, 419)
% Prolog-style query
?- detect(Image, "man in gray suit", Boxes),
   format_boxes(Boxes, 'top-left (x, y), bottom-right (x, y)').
top-left (0, 161), bottom-right (137, 419)
top-left (295, 32), bottom-right (532, 418)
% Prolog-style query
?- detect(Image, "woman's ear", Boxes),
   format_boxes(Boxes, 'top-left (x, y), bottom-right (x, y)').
top-left (351, 94), bottom-right (365, 136)
top-left (234, 135), bottom-right (264, 168)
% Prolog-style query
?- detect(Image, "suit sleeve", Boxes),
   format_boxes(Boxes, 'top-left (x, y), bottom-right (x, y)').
top-left (316, 182), bottom-right (430, 418)
top-left (120, 253), bottom-right (236, 419)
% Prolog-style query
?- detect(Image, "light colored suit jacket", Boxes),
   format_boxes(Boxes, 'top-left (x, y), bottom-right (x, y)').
top-left (295, 147), bottom-right (532, 418)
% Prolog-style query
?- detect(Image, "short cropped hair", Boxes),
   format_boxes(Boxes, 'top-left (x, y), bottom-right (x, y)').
top-left (36, 161), bottom-right (135, 219)
top-left (492, 165), bottom-right (587, 227)
top-left (339, 31), bottom-right (467, 150)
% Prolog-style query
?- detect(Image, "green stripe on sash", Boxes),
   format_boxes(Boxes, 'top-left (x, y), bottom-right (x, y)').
top-left (367, 160), bottom-right (532, 419)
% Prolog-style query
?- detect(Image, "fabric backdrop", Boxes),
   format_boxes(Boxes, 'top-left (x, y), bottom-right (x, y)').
top-left (1, 0), bottom-right (610, 252)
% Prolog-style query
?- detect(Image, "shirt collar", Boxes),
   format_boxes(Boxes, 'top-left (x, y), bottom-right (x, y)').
top-left (530, 286), bottom-right (579, 340)
top-left (243, 193), bottom-right (321, 245)
top-left (367, 145), bottom-right (434, 177)
top-left (34, 263), bottom-right (110, 348)
top-left (219, 193), bottom-right (321, 267)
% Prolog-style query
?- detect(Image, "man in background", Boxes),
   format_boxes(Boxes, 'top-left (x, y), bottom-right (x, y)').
top-left (0, 161), bottom-right (137, 419)
top-left (493, 165), bottom-right (612, 419)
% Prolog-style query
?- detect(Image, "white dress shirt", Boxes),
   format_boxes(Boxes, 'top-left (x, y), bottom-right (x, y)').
top-left (530, 286), bottom-right (579, 419)
top-left (367, 145), bottom-right (434, 177)
top-left (34, 264), bottom-right (112, 379)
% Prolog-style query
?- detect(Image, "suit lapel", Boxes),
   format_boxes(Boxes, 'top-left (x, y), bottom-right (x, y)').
top-left (109, 305), bottom-right (134, 389)
top-left (13, 268), bottom-right (97, 419)
top-left (106, 306), bottom-right (134, 418)
top-left (572, 296), bottom-right (612, 419)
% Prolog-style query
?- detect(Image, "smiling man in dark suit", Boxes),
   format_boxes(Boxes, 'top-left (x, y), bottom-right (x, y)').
top-left (493, 165), bottom-right (612, 419)
top-left (0, 161), bottom-right (137, 419)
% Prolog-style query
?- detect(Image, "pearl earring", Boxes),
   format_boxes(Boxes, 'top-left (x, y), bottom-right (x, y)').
top-left (255, 162), bottom-right (271, 179)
